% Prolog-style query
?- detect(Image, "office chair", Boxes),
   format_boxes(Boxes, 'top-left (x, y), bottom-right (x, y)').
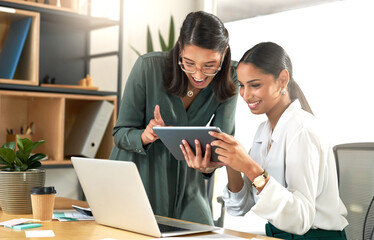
top-left (206, 173), bottom-right (225, 227)
top-left (363, 196), bottom-right (374, 240)
top-left (333, 142), bottom-right (374, 240)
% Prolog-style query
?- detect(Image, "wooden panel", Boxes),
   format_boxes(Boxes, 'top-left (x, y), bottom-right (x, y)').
top-left (0, 7), bottom-right (40, 85)
top-left (0, 95), bottom-right (29, 144)
top-left (29, 96), bottom-right (64, 161)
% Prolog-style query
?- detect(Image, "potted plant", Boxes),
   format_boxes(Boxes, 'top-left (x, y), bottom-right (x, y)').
top-left (0, 135), bottom-right (46, 214)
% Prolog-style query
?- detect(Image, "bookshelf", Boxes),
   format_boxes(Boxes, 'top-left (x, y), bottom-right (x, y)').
top-left (0, 0), bottom-right (123, 165)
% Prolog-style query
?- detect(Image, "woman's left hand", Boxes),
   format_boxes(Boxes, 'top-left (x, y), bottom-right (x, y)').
top-left (180, 139), bottom-right (224, 174)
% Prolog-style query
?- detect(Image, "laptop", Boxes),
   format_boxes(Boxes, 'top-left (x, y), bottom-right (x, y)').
top-left (71, 157), bottom-right (218, 238)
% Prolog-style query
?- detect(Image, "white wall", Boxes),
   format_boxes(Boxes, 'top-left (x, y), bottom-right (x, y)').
top-left (120, 0), bottom-right (202, 94)
top-left (217, 0), bottom-right (374, 233)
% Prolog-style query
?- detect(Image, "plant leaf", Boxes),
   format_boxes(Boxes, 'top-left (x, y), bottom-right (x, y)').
top-left (28, 153), bottom-right (46, 164)
top-left (146, 25), bottom-right (154, 53)
top-left (17, 136), bottom-right (33, 157)
top-left (159, 30), bottom-right (167, 51)
top-left (28, 161), bottom-right (41, 169)
top-left (1, 141), bottom-right (16, 150)
top-left (168, 15), bottom-right (175, 49)
top-left (130, 45), bottom-right (141, 56)
top-left (16, 150), bottom-right (28, 164)
top-left (20, 164), bottom-right (28, 171)
top-left (31, 140), bottom-right (45, 152)
top-left (16, 135), bottom-right (24, 151)
top-left (0, 148), bottom-right (16, 165)
top-left (15, 156), bottom-right (24, 167)
top-left (0, 156), bottom-right (8, 165)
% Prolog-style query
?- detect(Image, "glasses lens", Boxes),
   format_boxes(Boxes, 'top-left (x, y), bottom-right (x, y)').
top-left (179, 55), bottom-right (221, 76)
top-left (202, 67), bottom-right (218, 75)
top-left (181, 63), bottom-right (195, 73)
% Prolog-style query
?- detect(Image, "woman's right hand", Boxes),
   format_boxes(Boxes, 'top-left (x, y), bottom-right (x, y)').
top-left (141, 105), bottom-right (165, 146)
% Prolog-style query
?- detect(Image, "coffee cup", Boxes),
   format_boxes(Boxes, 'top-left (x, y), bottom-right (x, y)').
top-left (30, 186), bottom-right (57, 222)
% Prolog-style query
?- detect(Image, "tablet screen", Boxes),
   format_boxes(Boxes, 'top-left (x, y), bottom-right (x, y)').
top-left (153, 126), bottom-right (222, 162)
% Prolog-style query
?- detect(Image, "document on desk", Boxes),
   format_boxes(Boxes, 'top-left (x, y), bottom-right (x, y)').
top-left (150, 233), bottom-right (253, 239)
top-left (25, 230), bottom-right (55, 238)
top-left (53, 210), bottom-right (94, 221)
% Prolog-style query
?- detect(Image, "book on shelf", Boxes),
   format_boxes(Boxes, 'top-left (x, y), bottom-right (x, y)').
top-left (64, 100), bottom-right (114, 158)
top-left (0, 17), bottom-right (31, 79)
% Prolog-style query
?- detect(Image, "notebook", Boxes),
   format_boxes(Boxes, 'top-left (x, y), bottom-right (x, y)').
top-left (71, 157), bottom-right (218, 237)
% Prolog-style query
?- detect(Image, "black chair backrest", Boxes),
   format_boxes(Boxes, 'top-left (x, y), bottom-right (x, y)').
top-left (363, 196), bottom-right (374, 240)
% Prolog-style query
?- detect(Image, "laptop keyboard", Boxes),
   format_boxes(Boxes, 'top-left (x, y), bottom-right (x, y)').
top-left (157, 223), bottom-right (188, 233)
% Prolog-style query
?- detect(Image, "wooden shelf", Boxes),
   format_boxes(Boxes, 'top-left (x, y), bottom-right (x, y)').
top-left (0, 83), bottom-right (116, 96)
top-left (0, 0), bottom-right (119, 30)
top-left (0, 7), bottom-right (40, 85)
top-left (0, 90), bottom-right (117, 164)
top-left (0, 1), bottom-right (122, 168)
top-left (0, 0), bottom-right (79, 14)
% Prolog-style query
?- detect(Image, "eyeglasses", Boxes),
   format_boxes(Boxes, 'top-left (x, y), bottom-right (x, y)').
top-left (178, 52), bottom-right (225, 77)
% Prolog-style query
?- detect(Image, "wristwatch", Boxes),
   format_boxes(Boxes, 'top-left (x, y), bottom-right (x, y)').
top-left (252, 170), bottom-right (269, 188)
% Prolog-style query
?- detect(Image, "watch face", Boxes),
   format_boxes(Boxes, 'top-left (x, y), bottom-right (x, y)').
top-left (253, 176), bottom-right (266, 188)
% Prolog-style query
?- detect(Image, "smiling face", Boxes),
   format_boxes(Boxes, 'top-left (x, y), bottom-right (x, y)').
top-left (180, 45), bottom-right (223, 89)
top-left (237, 62), bottom-right (290, 124)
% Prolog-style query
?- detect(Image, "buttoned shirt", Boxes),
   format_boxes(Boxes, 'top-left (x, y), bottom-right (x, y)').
top-left (223, 100), bottom-right (348, 235)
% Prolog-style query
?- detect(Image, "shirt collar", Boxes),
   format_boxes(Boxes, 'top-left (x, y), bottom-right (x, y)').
top-left (254, 100), bottom-right (302, 143)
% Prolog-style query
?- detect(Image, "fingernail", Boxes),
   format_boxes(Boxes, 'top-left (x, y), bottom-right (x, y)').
top-left (195, 139), bottom-right (199, 144)
top-left (206, 144), bottom-right (210, 148)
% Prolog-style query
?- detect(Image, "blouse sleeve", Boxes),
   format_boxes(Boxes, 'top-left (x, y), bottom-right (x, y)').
top-left (112, 56), bottom-right (149, 155)
top-left (222, 176), bottom-right (255, 216)
top-left (251, 128), bottom-right (321, 235)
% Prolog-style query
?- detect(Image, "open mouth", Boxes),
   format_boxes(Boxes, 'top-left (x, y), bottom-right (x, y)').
top-left (248, 100), bottom-right (261, 109)
top-left (191, 76), bottom-right (208, 86)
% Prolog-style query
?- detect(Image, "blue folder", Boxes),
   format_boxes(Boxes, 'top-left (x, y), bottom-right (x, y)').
top-left (0, 17), bottom-right (32, 79)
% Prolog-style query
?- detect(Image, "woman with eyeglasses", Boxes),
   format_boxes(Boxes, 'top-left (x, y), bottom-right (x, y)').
top-left (109, 11), bottom-right (238, 225)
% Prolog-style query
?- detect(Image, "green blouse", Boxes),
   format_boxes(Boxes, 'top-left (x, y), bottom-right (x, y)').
top-left (110, 51), bottom-right (238, 225)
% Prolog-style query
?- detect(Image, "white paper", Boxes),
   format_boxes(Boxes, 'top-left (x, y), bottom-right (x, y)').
top-left (25, 230), bottom-right (55, 238)
top-left (151, 234), bottom-right (248, 239)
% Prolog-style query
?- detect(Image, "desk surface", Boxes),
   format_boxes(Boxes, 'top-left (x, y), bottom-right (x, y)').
top-left (0, 197), bottom-right (278, 240)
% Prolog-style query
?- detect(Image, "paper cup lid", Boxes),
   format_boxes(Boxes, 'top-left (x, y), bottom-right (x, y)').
top-left (30, 186), bottom-right (57, 194)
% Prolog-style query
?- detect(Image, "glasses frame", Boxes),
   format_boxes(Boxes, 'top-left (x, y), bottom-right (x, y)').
top-left (178, 51), bottom-right (226, 77)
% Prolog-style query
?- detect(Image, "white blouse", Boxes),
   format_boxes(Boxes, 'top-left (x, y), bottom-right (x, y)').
top-left (222, 100), bottom-right (348, 235)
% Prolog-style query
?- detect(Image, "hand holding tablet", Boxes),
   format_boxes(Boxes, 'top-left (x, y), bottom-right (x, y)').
top-left (153, 126), bottom-right (222, 163)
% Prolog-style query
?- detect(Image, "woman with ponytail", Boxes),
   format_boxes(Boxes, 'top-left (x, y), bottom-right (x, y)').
top-left (181, 42), bottom-right (348, 239)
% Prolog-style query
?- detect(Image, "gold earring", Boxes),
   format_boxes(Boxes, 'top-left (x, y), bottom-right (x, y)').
top-left (281, 88), bottom-right (286, 95)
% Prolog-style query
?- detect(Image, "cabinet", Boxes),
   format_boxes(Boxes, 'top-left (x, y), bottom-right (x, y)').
top-left (0, 0), bottom-right (123, 165)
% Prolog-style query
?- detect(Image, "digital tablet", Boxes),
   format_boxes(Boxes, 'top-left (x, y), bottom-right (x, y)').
top-left (153, 126), bottom-right (222, 162)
